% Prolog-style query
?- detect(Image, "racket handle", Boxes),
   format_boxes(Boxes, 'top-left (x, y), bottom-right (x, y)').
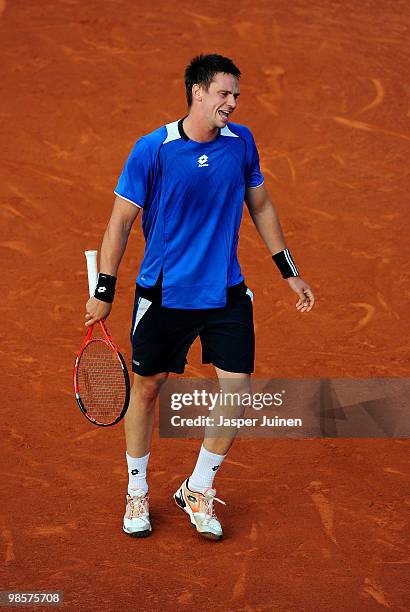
top-left (85, 250), bottom-right (98, 298)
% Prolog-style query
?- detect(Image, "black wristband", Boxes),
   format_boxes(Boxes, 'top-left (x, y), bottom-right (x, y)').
top-left (272, 249), bottom-right (299, 279)
top-left (94, 273), bottom-right (117, 303)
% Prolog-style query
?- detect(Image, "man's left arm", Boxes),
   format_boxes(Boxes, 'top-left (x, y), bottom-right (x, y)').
top-left (245, 183), bottom-right (315, 313)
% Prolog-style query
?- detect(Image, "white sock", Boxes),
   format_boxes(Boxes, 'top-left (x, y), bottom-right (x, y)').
top-left (189, 445), bottom-right (226, 493)
top-left (126, 451), bottom-right (150, 495)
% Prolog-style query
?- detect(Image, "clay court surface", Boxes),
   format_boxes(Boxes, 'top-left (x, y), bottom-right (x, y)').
top-left (1, 0), bottom-right (409, 609)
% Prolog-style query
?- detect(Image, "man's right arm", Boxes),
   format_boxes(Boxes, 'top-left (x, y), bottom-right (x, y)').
top-left (85, 195), bottom-right (141, 327)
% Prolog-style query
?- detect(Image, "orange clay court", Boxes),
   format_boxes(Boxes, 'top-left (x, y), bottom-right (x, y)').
top-left (1, 1), bottom-right (409, 610)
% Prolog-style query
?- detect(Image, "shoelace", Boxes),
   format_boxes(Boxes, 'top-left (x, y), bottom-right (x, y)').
top-left (128, 495), bottom-right (148, 519)
top-left (202, 492), bottom-right (226, 524)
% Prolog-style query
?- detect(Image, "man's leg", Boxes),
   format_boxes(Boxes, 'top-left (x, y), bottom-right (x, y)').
top-left (174, 368), bottom-right (251, 540)
top-left (189, 368), bottom-right (250, 491)
top-left (125, 372), bottom-right (169, 456)
top-left (122, 371), bottom-right (168, 538)
top-left (203, 367), bottom-right (251, 455)
top-left (124, 372), bottom-right (168, 490)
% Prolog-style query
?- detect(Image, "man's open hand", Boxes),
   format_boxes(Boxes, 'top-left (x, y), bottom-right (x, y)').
top-left (286, 277), bottom-right (315, 313)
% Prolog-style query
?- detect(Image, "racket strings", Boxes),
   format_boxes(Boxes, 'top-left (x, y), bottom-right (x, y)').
top-left (77, 339), bottom-right (127, 424)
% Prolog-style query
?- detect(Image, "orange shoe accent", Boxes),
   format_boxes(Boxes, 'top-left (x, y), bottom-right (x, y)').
top-left (174, 479), bottom-right (225, 540)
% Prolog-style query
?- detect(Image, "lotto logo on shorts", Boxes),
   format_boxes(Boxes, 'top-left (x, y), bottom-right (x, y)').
top-left (197, 154), bottom-right (209, 167)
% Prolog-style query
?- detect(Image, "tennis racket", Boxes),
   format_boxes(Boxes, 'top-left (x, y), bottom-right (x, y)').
top-left (73, 250), bottom-right (130, 426)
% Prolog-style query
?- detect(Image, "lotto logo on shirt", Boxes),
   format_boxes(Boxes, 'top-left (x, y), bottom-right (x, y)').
top-left (197, 154), bottom-right (209, 167)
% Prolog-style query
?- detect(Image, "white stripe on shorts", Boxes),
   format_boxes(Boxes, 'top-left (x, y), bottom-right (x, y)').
top-left (132, 297), bottom-right (152, 338)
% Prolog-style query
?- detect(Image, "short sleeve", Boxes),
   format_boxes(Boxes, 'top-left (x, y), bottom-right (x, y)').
top-left (245, 132), bottom-right (264, 189)
top-left (114, 138), bottom-right (151, 208)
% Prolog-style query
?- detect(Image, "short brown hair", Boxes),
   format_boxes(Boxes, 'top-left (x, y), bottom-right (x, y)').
top-left (184, 54), bottom-right (241, 107)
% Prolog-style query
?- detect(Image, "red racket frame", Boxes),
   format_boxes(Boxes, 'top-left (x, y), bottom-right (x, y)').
top-left (73, 320), bottom-right (130, 427)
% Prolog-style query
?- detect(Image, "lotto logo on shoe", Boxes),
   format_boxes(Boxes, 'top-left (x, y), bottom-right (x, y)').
top-left (197, 154), bottom-right (209, 167)
top-left (131, 469), bottom-right (139, 475)
top-left (212, 465), bottom-right (219, 472)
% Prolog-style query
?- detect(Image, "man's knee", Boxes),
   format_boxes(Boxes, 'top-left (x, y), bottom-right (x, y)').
top-left (132, 372), bottom-right (169, 405)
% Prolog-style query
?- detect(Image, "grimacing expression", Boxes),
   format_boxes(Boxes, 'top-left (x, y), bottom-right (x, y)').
top-left (195, 72), bottom-right (240, 128)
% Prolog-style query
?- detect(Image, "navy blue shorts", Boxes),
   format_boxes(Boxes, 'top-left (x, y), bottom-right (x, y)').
top-left (130, 282), bottom-right (254, 376)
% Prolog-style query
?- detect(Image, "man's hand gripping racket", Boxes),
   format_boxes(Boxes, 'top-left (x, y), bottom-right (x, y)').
top-left (73, 250), bottom-right (130, 426)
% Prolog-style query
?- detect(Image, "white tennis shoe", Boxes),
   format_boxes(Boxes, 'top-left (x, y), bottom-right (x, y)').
top-left (123, 488), bottom-right (152, 538)
top-left (174, 478), bottom-right (225, 540)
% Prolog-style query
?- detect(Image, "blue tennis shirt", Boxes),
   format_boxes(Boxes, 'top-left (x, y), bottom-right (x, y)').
top-left (114, 118), bottom-right (264, 309)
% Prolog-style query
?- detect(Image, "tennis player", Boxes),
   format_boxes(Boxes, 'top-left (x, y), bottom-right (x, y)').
top-left (85, 54), bottom-right (315, 540)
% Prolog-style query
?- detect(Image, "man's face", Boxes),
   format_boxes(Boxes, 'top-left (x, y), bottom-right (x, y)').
top-left (196, 72), bottom-right (240, 128)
